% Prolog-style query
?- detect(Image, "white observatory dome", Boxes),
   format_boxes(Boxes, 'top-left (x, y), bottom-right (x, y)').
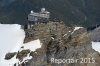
top-left (41, 8), bottom-right (46, 12)
top-left (30, 10), bottom-right (34, 14)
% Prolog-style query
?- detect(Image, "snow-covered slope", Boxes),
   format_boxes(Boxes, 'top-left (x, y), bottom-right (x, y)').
top-left (0, 24), bottom-right (41, 66)
top-left (0, 24), bottom-right (25, 58)
top-left (92, 42), bottom-right (100, 53)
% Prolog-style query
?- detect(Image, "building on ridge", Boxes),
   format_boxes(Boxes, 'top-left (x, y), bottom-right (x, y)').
top-left (28, 8), bottom-right (50, 22)
top-left (27, 8), bottom-right (50, 29)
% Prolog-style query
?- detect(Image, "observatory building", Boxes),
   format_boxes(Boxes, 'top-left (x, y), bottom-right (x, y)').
top-left (26, 8), bottom-right (50, 29)
top-left (28, 8), bottom-right (50, 22)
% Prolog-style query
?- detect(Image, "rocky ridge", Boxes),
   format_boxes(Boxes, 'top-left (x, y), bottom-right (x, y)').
top-left (5, 21), bottom-right (100, 66)
top-left (23, 21), bottom-right (100, 66)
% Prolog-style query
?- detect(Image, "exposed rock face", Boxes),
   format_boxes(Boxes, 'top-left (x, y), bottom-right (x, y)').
top-left (89, 26), bottom-right (100, 42)
top-left (5, 52), bottom-right (17, 60)
top-left (23, 21), bottom-right (100, 66)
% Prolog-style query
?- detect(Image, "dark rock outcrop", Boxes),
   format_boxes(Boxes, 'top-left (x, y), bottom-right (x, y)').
top-left (5, 52), bottom-right (17, 60)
